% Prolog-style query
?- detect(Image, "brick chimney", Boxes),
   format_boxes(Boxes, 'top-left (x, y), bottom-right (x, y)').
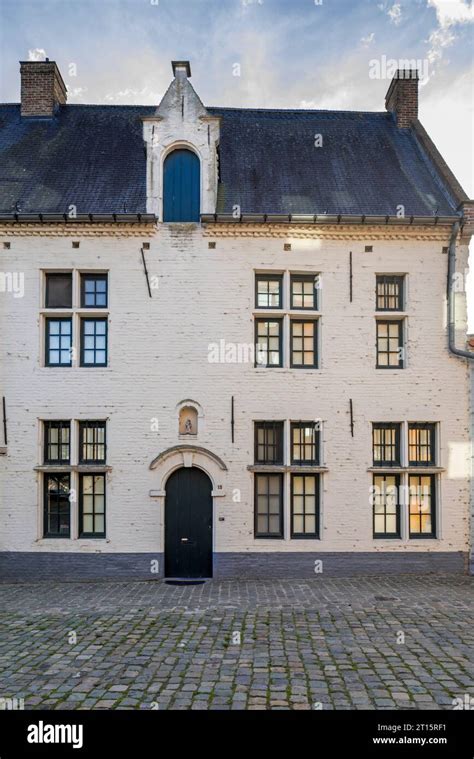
top-left (385, 70), bottom-right (419, 128)
top-left (20, 59), bottom-right (67, 118)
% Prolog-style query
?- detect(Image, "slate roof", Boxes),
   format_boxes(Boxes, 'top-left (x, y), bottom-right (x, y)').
top-left (0, 102), bottom-right (459, 216)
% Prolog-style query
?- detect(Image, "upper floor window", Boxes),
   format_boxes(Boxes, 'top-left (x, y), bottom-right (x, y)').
top-left (45, 273), bottom-right (72, 308)
top-left (376, 319), bottom-right (404, 368)
top-left (291, 275), bottom-right (319, 310)
top-left (81, 274), bottom-right (108, 308)
top-left (376, 275), bottom-right (404, 311)
top-left (255, 274), bottom-right (283, 309)
top-left (45, 318), bottom-right (72, 367)
top-left (163, 149), bottom-right (200, 222)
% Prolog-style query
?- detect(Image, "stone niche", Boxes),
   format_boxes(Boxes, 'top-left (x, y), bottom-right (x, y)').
top-left (178, 405), bottom-right (198, 436)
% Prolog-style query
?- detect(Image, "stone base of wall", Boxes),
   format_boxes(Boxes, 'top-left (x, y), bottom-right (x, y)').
top-left (0, 550), bottom-right (468, 582)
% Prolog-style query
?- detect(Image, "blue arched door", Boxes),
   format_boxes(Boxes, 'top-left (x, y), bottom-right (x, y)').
top-left (163, 149), bottom-right (200, 222)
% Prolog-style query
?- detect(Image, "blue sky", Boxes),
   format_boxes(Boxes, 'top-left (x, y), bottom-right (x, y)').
top-left (0, 0), bottom-right (473, 316)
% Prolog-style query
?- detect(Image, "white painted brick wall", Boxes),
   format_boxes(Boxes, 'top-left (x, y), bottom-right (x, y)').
top-left (0, 225), bottom-right (470, 557)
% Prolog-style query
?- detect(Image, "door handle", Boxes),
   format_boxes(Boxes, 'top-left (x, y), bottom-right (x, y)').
top-left (180, 537), bottom-right (189, 543)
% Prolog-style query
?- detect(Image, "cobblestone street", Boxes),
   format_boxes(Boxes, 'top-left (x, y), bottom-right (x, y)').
top-left (0, 576), bottom-right (472, 710)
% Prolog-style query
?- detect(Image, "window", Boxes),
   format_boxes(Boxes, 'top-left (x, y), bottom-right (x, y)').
top-left (255, 319), bottom-right (282, 367)
top-left (80, 319), bottom-right (107, 366)
top-left (255, 274), bottom-right (283, 309)
top-left (291, 275), bottom-right (318, 310)
top-left (409, 475), bottom-right (436, 538)
top-left (45, 273), bottom-right (72, 308)
top-left (44, 474), bottom-right (70, 537)
top-left (255, 421), bottom-right (284, 464)
top-left (376, 275), bottom-right (404, 311)
top-left (372, 423), bottom-right (401, 466)
top-left (290, 320), bottom-right (317, 368)
top-left (255, 473), bottom-right (283, 537)
top-left (44, 421), bottom-right (70, 464)
top-left (79, 474), bottom-right (106, 538)
top-left (81, 274), bottom-right (108, 308)
top-left (408, 423), bottom-right (436, 466)
top-left (163, 149), bottom-right (200, 222)
top-left (291, 474), bottom-right (319, 538)
top-left (376, 320), bottom-right (404, 368)
top-left (79, 421), bottom-right (106, 464)
top-left (373, 474), bottom-right (400, 538)
top-left (45, 318), bottom-right (72, 366)
top-left (291, 422), bottom-right (319, 465)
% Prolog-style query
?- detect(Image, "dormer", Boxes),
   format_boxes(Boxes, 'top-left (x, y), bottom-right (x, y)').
top-left (142, 61), bottom-right (220, 221)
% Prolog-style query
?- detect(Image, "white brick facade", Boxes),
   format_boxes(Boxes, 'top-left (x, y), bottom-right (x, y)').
top-left (0, 222), bottom-right (470, 575)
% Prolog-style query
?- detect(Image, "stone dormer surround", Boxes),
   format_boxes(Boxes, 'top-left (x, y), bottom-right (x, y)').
top-left (142, 61), bottom-right (220, 219)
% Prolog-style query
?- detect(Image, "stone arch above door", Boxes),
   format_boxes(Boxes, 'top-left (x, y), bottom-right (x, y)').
top-left (149, 445), bottom-right (227, 497)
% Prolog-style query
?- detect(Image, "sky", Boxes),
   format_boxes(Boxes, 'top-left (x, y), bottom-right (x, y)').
top-left (0, 0), bottom-right (473, 319)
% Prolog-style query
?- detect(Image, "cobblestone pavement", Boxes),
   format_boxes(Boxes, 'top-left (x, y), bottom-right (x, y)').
top-left (0, 576), bottom-right (472, 710)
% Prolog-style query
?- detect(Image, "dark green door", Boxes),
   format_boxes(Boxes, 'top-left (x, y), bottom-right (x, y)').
top-left (165, 467), bottom-right (213, 578)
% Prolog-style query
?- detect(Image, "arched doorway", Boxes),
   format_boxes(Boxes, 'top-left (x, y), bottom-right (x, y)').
top-left (163, 149), bottom-right (200, 222)
top-left (165, 467), bottom-right (213, 578)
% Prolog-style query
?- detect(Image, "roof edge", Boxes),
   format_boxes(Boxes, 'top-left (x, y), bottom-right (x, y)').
top-left (412, 119), bottom-right (470, 206)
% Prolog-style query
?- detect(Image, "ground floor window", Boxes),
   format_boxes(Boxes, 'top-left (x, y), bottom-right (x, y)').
top-left (409, 475), bottom-right (436, 538)
top-left (254, 473), bottom-right (283, 537)
top-left (291, 474), bottom-right (319, 538)
top-left (79, 473), bottom-right (106, 538)
top-left (43, 474), bottom-right (70, 537)
top-left (372, 474), bottom-right (400, 538)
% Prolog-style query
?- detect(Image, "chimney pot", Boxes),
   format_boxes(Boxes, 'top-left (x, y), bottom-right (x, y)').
top-left (171, 60), bottom-right (191, 78)
top-left (20, 59), bottom-right (67, 118)
top-left (385, 69), bottom-right (419, 128)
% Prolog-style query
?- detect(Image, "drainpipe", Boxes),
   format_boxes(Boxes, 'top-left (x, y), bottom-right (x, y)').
top-left (447, 219), bottom-right (474, 361)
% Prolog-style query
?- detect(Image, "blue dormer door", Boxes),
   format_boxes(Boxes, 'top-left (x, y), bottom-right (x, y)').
top-left (163, 149), bottom-right (200, 222)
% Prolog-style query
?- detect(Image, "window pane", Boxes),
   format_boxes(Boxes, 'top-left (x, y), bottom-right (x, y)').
top-left (255, 474), bottom-right (282, 537)
top-left (47, 320), bottom-right (72, 366)
top-left (45, 273), bottom-right (72, 308)
top-left (81, 275), bottom-right (108, 308)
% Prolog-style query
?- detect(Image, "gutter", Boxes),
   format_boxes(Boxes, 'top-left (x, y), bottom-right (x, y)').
top-left (201, 213), bottom-right (457, 225)
top-left (447, 219), bottom-right (474, 361)
top-left (0, 213), bottom-right (157, 224)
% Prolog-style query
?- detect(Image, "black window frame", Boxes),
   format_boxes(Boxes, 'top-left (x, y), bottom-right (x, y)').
top-left (290, 274), bottom-right (319, 311)
top-left (408, 474), bottom-right (436, 539)
top-left (43, 473), bottom-right (71, 538)
top-left (254, 421), bottom-right (284, 464)
top-left (255, 273), bottom-right (283, 309)
top-left (254, 473), bottom-right (284, 538)
top-left (372, 423), bottom-right (401, 467)
top-left (79, 421), bottom-right (107, 464)
top-left (255, 318), bottom-right (283, 368)
top-left (44, 421), bottom-right (71, 464)
top-left (79, 472), bottom-right (106, 539)
top-left (291, 422), bottom-right (320, 465)
top-left (291, 473), bottom-right (320, 539)
top-left (372, 473), bottom-right (401, 539)
top-left (81, 273), bottom-right (108, 309)
top-left (408, 423), bottom-right (436, 467)
top-left (80, 318), bottom-right (108, 367)
top-left (376, 319), bottom-right (404, 369)
top-left (45, 317), bottom-right (73, 367)
top-left (45, 272), bottom-right (73, 309)
top-left (376, 275), bottom-right (404, 312)
top-left (290, 319), bottom-right (318, 369)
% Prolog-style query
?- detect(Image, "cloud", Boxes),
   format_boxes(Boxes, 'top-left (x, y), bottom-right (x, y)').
top-left (360, 32), bottom-right (375, 46)
top-left (104, 85), bottom-right (161, 104)
top-left (425, 0), bottom-right (473, 70)
top-left (427, 0), bottom-right (473, 26)
top-left (67, 86), bottom-right (89, 100)
top-left (28, 48), bottom-right (47, 61)
top-left (387, 3), bottom-right (402, 24)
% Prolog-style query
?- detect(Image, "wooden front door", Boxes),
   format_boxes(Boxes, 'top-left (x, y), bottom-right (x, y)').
top-left (165, 467), bottom-right (213, 578)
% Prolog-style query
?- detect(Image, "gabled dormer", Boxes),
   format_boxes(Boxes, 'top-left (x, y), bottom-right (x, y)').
top-left (142, 61), bottom-right (220, 221)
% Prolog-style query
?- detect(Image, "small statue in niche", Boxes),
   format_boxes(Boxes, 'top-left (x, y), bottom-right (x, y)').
top-left (179, 406), bottom-right (198, 436)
